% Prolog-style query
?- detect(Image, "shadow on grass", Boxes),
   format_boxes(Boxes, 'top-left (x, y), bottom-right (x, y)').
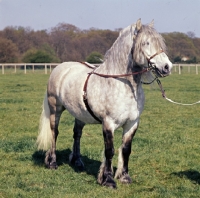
top-left (32, 149), bottom-right (101, 178)
top-left (172, 169), bottom-right (200, 184)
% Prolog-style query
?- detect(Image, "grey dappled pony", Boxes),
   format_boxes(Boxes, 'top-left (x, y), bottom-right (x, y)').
top-left (37, 19), bottom-right (172, 188)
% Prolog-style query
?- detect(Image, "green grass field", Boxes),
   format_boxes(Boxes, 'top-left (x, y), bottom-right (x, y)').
top-left (0, 70), bottom-right (200, 197)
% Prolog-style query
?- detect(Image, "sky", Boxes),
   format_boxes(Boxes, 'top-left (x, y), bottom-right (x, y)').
top-left (0, 0), bottom-right (200, 37)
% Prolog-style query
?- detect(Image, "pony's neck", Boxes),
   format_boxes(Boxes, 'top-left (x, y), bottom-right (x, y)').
top-left (98, 28), bottom-right (134, 75)
top-left (95, 25), bottom-right (144, 84)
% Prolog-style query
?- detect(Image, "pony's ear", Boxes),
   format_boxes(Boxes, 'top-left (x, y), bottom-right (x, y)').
top-left (149, 19), bottom-right (154, 28)
top-left (134, 18), bottom-right (142, 37)
top-left (136, 18), bottom-right (142, 31)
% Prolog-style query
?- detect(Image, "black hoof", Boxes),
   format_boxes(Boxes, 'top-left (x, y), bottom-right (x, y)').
top-left (102, 175), bottom-right (117, 189)
top-left (75, 160), bottom-right (85, 171)
top-left (69, 153), bottom-right (85, 171)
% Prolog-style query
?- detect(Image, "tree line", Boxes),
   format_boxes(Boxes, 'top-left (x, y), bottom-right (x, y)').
top-left (0, 23), bottom-right (199, 64)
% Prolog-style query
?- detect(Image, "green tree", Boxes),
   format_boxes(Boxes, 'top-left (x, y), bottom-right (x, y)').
top-left (0, 37), bottom-right (19, 63)
top-left (86, 51), bottom-right (103, 63)
top-left (22, 49), bottom-right (51, 63)
top-left (22, 47), bottom-right (60, 63)
top-left (174, 56), bottom-right (181, 63)
top-left (162, 32), bottom-right (200, 63)
top-left (41, 44), bottom-right (60, 62)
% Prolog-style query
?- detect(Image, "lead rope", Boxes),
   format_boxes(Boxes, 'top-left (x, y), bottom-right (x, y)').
top-left (156, 78), bottom-right (200, 106)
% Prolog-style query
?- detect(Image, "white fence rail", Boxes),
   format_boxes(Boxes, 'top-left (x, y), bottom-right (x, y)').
top-left (0, 63), bottom-right (200, 74)
top-left (173, 64), bottom-right (200, 75)
top-left (0, 63), bottom-right (59, 74)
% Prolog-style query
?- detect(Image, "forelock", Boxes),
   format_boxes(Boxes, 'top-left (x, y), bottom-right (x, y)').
top-left (135, 25), bottom-right (166, 52)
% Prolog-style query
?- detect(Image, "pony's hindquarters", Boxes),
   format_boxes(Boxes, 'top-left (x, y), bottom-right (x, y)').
top-left (37, 92), bottom-right (53, 151)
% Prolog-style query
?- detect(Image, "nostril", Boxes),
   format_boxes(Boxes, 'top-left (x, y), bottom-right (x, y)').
top-left (164, 64), bottom-right (169, 70)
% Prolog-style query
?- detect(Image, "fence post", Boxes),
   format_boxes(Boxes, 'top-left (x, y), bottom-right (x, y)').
top-left (179, 64), bottom-right (181, 74)
top-left (32, 64), bottom-right (34, 72)
top-left (14, 65), bottom-right (17, 73)
top-left (24, 64), bottom-right (26, 74)
top-left (45, 64), bottom-right (47, 74)
top-left (2, 64), bottom-right (4, 74)
top-left (196, 64), bottom-right (198, 75)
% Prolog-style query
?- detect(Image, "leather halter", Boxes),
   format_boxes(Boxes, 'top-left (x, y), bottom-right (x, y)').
top-left (82, 50), bottom-right (164, 123)
top-left (146, 49), bottom-right (164, 64)
top-left (146, 49), bottom-right (165, 77)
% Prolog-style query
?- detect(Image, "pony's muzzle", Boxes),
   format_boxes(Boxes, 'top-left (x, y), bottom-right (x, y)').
top-left (152, 65), bottom-right (171, 78)
top-left (162, 64), bottom-right (171, 76)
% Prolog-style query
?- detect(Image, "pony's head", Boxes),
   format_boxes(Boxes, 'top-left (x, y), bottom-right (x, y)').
top-left (132, 19), bottom-right (172, 77)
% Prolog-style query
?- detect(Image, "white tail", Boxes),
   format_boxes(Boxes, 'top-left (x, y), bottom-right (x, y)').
top-left (37, 92), bottom-right (53, 150)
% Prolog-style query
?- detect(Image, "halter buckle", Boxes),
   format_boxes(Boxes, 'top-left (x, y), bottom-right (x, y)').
top-left (83, 92), bottom-right (87, 100)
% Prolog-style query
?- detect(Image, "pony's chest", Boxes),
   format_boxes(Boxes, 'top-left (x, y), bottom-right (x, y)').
top-left (103, 87), bottom-right (143, 118)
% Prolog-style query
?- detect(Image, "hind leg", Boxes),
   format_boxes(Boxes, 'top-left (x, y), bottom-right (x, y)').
top-left (69, 118), bottom-right (85, 171)
top-left (45, 95), bottom-right (64, 169)
top-left (115, 122), bottom-right (138, 183)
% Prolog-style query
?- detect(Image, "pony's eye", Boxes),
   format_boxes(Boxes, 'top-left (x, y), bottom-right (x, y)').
top-left (146, 42), bottom-right (150, 45)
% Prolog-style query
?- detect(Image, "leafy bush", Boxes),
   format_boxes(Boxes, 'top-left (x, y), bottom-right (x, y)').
top-left (22, 49), bottom-right (52, 63)
top-left (22, 44), bottom-right (60, 65)
top-left (86, 51), bottom-right (103, 63)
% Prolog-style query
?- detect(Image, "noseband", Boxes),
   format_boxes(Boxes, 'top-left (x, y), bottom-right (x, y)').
top-left (146, 49), bottom-right (165, 77)
top-left (146, 49), bottom-right (164, 65)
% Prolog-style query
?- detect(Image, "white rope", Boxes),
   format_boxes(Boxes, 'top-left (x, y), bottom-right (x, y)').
top-left (155, 78), bottom-right (200, 106)
top-left (165, 96), bottom-right (200, 106)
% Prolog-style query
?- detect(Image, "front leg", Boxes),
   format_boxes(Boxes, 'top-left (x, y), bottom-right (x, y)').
top-left (98, 124), bottom-right (116, 188)
top-left (115, 122), bottom-right (138, 183)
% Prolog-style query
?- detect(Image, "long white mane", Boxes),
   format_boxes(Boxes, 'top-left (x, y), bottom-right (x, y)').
top-left (102, 22), bottom-right (167, 83)
top-left (101, 24), bottom-right (136, 75)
